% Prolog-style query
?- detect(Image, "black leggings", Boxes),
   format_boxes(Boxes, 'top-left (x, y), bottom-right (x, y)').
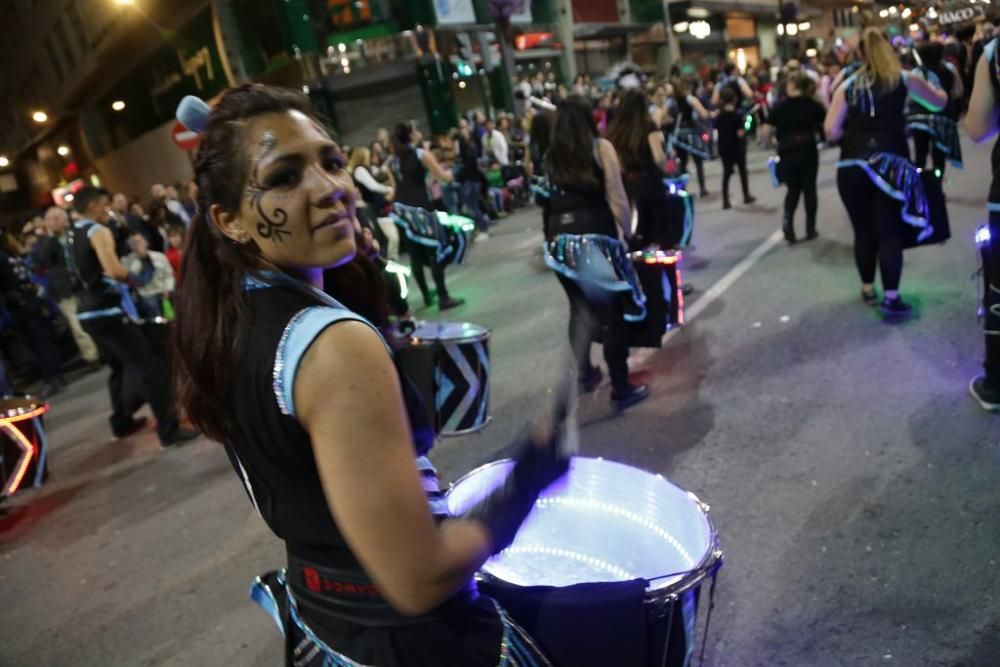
top-left (677, 149), bottom-right (706, 194)
top-left (83, 316), bottom-right (177, 439)
top-left (409, 244), bottom-right (450, 304)
top-left (555, 274), bottom-right (630, 391)
top-left (721, 151), bottom-right (749, 204)
top-left (912, 131), bottom-right (947, 177)
top-left (782, 150), bottom-right (819, 235)
top-left (837, 166), bottom-right (905, 291)
top-left (982, 211), bottom-right (1000, 385)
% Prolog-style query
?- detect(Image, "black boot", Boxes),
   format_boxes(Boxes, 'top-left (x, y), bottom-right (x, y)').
top-left (782, 218), bottom-right (797, 244)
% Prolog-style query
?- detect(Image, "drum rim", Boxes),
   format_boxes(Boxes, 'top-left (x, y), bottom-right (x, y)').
top-left (408, 320), bottom-right (491, 343)
top-left (448, 456), bottom-right (722, 597)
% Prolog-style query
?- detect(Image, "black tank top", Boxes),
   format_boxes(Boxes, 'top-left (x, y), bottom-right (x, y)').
top-left (673, 95), bottom-right (695, 127)
top-left (72, 220), bottom-right (122, 314)
top-left (620, 132), bottom-right (659, 176)
top-left (839, 76), bottom-right (909, 160)
top-left (227, 276), bottom-right (439, 567)
top-left (392, 146), bottom-right (432, 210)
top-left (545, 146), bottom-right (617, 238)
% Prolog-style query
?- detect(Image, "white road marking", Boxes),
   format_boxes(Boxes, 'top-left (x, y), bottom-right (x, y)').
top-left (673, 228), bottom-right (784, 332)
top-left (630, 229), bottom-right (784, 365)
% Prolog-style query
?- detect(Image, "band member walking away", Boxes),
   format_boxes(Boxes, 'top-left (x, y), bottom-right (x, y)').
top-left (908, 41), bottom-right (964, 176)
top-left (825, 29), bottom-right (946, 320)
top-left (668, 78), bottom-right (712, 197)
top-left (965, 37), bottom-right (1000, 410)
top-left (715, 88), bottom-right (757, 210)
top-left (71, 187), bottom-right (199, 445)
top-left (390, 122), bottom-right (464, 310)
top-left (544, 97), bottom-right (649, 410)
top-left (766, 73), bottom-right (826, 243)
top-left (172, 84), bottom-right (565, 666)
top-left (606, 89), bottom-right (678, 247)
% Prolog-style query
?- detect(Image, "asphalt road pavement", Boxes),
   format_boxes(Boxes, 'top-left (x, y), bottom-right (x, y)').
top-left (2, 140), bottom-right (999, 666)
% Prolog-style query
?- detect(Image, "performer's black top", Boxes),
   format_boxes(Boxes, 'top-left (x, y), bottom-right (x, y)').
top-left (767, 96), bottom-right (826, 155)
top-left (545, 146), bottom-right (617, 239)
top-left (226, 273), bottom-right (516, 666)
top-left (839, 76), bottom-right (909, 161)
top-left (392, 146), bottom-right (432, 210)
top-left (671, 94), bottom-right (696, 128)
top-left (619, 132), bottom-right (659, 176)
top-left (71, 220), bottom-right (122, 315)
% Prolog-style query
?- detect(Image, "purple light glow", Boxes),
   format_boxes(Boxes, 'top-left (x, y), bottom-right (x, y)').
top-left (448, 457), bottom-right (716, 589)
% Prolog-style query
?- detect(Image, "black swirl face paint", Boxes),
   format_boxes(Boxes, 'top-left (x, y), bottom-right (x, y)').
top-left (245, 132), bottom-right (292, 243)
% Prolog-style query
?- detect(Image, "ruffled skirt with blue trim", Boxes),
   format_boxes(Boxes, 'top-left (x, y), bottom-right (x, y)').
top-left (837, 152), bottom-right (934, 242)
top-left (906, 113), bottom-right (963, 168)
top-left (543, 233), bottom-right (647, 322)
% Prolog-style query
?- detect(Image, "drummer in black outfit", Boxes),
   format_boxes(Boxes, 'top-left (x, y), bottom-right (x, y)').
top-left (172, 84), bottom-right (565, 666)
top-left (390, 122), bottom-right (464, 311)
top-left (766, 73), bottom-right (827, 243)
top-left (825, 29), bottom-right (946, 319)
top-left (965, 35), bottom-right (1000, 410)
top-left (606, 90), bottom-right (676, 247)
top-left (546, 97), bottom-right (649, 409)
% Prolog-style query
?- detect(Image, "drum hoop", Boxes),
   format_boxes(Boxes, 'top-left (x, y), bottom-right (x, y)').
top-left (449, 457), bottom-right (723, 598)
top-left (409, 326), bottom-right (491, 345)
top-left (439, 416), bottom-right (492, 438)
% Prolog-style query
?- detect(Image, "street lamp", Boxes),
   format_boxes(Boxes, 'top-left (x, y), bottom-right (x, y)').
top-left (111, 100), bottom-right (126, 111)
top-left (32, 111), bottom-right (48, 123)
top-left (0, 156), bottom-right (9, 168)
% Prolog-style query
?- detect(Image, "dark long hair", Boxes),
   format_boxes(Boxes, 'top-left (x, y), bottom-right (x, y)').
top-left (606, 89), bottom-right (655, 170)
top-left (529, 110), bottom-right (553, 160)
top-left (546, 96), bottom-right (599, 188)
top-left (915, 41), bottom-right (944, 72)
top-left (173, 84), bottom-right (386, 442)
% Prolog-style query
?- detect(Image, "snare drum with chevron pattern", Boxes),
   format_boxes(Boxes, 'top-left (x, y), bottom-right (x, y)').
top-left (396, 322), bottom-right (491, 437)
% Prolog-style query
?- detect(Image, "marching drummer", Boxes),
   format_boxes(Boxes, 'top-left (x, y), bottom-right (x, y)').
top-left (171, 85), bottom-right (566, 666)
top-left (542, 96), bottom-right (649, 410)
top-left (965, 35), bottom-right (1000, 410)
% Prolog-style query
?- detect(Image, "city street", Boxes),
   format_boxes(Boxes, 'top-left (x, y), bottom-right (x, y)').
top-left (2, 139), bottom-right (999, 667)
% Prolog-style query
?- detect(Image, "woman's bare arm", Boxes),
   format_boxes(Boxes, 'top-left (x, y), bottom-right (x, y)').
top-left (421, 150), bottom-right (454, 183)
top-left (597, 138), bottom-right (632, 234)
top-left (966, 52), bottom-right (999, 142)
top-left (904, 70), bottom-right (947, 112)
top-left (296, 322), bottom-right (490, 616)
top-left (824, 85), bottom-right (848, 142)
top-left (648, 131), bottom-right (667, 172)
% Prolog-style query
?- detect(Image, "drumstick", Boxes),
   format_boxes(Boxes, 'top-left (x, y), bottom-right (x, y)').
top-left (552, 364), bottom-right (580, 458)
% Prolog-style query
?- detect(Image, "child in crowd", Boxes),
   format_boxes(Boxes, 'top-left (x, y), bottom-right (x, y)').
top-left (485, 161), bottom-right (510, 217)
top-left (716, 88), bottom-right (756, 210)
top-left (165, 225), bottom-right (184, 277)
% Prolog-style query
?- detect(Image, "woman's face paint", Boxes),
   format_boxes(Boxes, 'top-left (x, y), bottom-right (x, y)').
top-left (238, 111), bottom-right (358, 271)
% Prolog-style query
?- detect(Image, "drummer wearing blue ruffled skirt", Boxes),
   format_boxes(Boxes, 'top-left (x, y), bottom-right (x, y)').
top-left (965, 36), bottom-right (1000, 410)
top-left (825, 29), bottom-right (947, 320)
top-left (171, 84), bottom-right (567, 666)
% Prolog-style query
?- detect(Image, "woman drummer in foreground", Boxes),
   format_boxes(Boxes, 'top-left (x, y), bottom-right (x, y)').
top-left (171, 84), bottom-right (566, 666)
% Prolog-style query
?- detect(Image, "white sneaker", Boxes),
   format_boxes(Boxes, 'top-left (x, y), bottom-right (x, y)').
top-left (474, 232), bottom-right (490, 243)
